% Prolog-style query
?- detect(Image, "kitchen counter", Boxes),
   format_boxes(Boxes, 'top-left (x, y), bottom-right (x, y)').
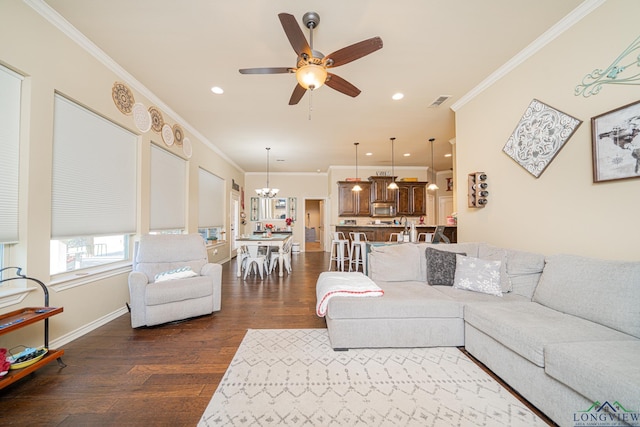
top-left (335, 224), bottom-right (457, 243)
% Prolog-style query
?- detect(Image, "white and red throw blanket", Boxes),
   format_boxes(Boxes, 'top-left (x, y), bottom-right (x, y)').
top-left (316, 271), bottom-right (384, 317)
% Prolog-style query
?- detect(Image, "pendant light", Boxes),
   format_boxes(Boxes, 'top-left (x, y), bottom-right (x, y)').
top-left (388, 137), bottom-right (399, 189)
top-left (352, 142), bottom-right (362, 192)
top-left (427, 138), bottom-right (439, 191)
top-left (255, 147), bottom-right (279, 198)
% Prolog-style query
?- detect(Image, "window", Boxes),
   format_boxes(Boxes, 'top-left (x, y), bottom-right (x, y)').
top-left (0, 66), bottom-right (22, 267)
top-left (150, 144), bottom-right (186, 233)
top-left (198, 168), bottom-right (225, 243)
top-left (50, 94), bottom-right (137, 275)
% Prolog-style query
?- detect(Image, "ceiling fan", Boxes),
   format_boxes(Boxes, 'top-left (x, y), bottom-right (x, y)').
top-left (239, 12), bottom-right (383, 105)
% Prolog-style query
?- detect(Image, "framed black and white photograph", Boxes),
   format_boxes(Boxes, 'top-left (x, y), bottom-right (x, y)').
top-left (503, 99), bottom-right (582, 178)
top-left (591, 99), bottom-right (640, 183)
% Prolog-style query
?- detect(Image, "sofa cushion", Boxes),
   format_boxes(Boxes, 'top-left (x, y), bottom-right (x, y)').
top-left (433, 286), bottom-right (528, 303)
top-left (544, 340), bottom-right (640, 407)
top-left (502, 248), bottom-right (544, 299)
top-left (425, 247), bottom-right (466, 286)
top-left (327, 281), bottom-right (463, 320)
top-left (533, 254), bottom-right (640, 338)
top-left (464, 302), bottom-right (635, 367)
top-left (453, 255), bottom-right (502, 296)
top-left (368, 243), bottom-right (422, 282)
top-left (145, 275), bottom-right (213, 306)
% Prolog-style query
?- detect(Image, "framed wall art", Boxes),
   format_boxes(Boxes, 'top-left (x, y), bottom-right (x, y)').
top-left (591, 99), bottom-right (640, 183)
top-left (503, 99), bottom-right (582, 178)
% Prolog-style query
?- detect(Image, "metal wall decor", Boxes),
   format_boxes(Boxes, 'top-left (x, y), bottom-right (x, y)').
top-left (112, 81), bottom-right (135, 114)
top-left (148, 106), bottom-right (164, 133)
top-left (575, 35), bottom-right (640, 97)
top-left (591, 99), bottom-right (640, 183)
top-left (503, 99), bottom-right (582, 178)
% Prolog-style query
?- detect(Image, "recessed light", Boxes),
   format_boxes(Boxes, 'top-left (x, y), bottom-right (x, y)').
top-left (365, 152), bottom-right (373, 156)
top-left (211, 86), bottom-right (224, 94)
top-left (392, 93), bottom-right (404, 100)
top-left (444, 153), bottom-right (452, 158)
top-left (403, 153), bottom-right (410, 157)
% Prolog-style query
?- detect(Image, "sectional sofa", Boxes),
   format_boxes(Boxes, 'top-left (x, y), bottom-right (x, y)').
top-left (322, 242), bottom-right (640, 427)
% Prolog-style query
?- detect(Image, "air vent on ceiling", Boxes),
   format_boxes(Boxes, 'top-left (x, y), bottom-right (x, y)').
top-left (428, 95), bottom-right (451, 108)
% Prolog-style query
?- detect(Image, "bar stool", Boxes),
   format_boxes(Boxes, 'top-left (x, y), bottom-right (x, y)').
top-left (417, 233), bottom-right (434, 243)
top-left (388, 232), bottom-right (403, 242)
top-left (349, 232), bottom-right (368, 272)
top-left (329, 232), bottom-right (350, 271)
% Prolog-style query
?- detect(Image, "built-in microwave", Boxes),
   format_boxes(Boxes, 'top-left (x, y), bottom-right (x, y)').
top-left (371, 202), bottom-right (396, 217)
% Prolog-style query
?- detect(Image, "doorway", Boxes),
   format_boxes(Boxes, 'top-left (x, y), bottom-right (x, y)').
top-left (304, 199), bottom-right (325, 252)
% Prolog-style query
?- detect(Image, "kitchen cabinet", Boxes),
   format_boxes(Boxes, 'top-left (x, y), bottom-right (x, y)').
top-left (338, 181), bottom-right (371, 217)
top-left (369, 176), bottom-right (397, 203)
top-left (397, 182), bottom-right (427, 215)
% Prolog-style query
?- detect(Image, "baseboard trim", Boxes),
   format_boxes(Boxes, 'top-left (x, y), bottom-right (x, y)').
top-left (49, 306), bottom-right (129, 349)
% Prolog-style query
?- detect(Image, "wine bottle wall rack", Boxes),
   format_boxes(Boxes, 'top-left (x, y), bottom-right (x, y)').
top-left (468, 172), bottom-right (488, 208)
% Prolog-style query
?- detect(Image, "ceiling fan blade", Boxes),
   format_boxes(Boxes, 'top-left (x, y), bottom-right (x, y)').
top-left (278, 13), bottom-right (311, 57)
top-left (324, 37), bottom-right (383, 68)
top-left (288, 84), bottom-right (307, 105)
top-left (325, 73), bottom-right (361, 98)
top-left (239, 67), bottom-right (293, 75)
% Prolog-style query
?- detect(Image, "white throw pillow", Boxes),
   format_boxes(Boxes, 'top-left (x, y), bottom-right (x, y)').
top-left (453, 255), bottom-right (503, 297)
top-left (154, 266), bottom-right (198, 282)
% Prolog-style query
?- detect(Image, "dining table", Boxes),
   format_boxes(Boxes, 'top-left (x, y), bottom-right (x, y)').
top-left (235, 233), bottom-right (293, 277)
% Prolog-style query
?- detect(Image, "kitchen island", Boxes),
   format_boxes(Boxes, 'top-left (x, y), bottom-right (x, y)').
top-left (335, 224), bottom-right (457, 243)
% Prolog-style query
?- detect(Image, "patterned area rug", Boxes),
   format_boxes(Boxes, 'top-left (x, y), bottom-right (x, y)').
top-left (199, 329), bottom-right (547, 426)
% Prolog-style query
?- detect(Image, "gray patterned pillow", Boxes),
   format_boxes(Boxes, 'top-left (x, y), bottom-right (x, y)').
top-left (425, 247), bottom-right (466, 286)
top-left (453, 254), bottom-right (503, 296)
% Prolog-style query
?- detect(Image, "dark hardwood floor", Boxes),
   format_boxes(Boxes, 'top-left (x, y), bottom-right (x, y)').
top-left (1, 252), bottom-right (329, 426)
top-left (1, 251), bottom-right (553, 426)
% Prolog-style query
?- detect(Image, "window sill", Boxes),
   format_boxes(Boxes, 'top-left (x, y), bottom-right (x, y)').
top-left (0, 286), bottom-right (39, 309)
top-left (206, 240), bottom-right (227, 249)
top-left (49, 262), bottom-right (132, 292)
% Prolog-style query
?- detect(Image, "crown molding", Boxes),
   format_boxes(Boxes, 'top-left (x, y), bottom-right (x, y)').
top-left (451, 0), bottom-right (606, 112)
top-left (23, 0), bottom-right (244, 174)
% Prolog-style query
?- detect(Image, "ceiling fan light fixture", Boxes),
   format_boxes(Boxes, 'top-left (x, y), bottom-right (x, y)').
top-left (296, 64), bottom-right (327, 90)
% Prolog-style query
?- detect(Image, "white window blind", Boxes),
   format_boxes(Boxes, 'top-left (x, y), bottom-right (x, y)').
top-left (0, 66), bottom-right (22, 244)
top-left (51, 94), bottom-right (137, 239)
top-left (198, 168), bottom-right (224, 228)
top-left (150, 144), bottom-right (186, 231)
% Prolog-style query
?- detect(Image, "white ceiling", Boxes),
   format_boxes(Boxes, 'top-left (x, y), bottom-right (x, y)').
top-left (42, 0), bottom-right (584, 174)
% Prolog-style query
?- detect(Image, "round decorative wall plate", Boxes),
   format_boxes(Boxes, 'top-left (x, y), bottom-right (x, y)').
top-left (148, 106), bottom-right (164, 133)
top-left (132, 102), bottom-right (151, 133)
top-left (161, 123), bottom-right (174, 146)
top-left (173, 124), bottom-right (184, 146)
top-left (112, 81), bottom-right (135, 115)
top-left (182, 137), bottom-right (192, 158)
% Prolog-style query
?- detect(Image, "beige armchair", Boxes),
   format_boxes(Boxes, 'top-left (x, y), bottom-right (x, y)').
top-left (128, 234), bottom-right (222, 327)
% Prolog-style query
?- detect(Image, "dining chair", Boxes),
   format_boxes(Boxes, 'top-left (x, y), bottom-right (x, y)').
top-left (243, 244), bottom-right (268, 279)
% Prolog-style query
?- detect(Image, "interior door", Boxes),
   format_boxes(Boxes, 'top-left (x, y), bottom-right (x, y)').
top-left (318, 199), bottom-right (325, 251)
top-left (438, 196), bottom-right (454, 225)
top-left (230, 192), bottom-right (240, 256)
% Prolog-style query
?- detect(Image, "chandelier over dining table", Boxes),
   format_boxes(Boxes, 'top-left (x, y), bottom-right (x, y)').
top-left (256, 147), bottom-right (279, 198)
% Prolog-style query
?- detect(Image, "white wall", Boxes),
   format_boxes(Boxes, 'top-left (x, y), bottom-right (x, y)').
top-left (455, 0), bottom-right (640, 260)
